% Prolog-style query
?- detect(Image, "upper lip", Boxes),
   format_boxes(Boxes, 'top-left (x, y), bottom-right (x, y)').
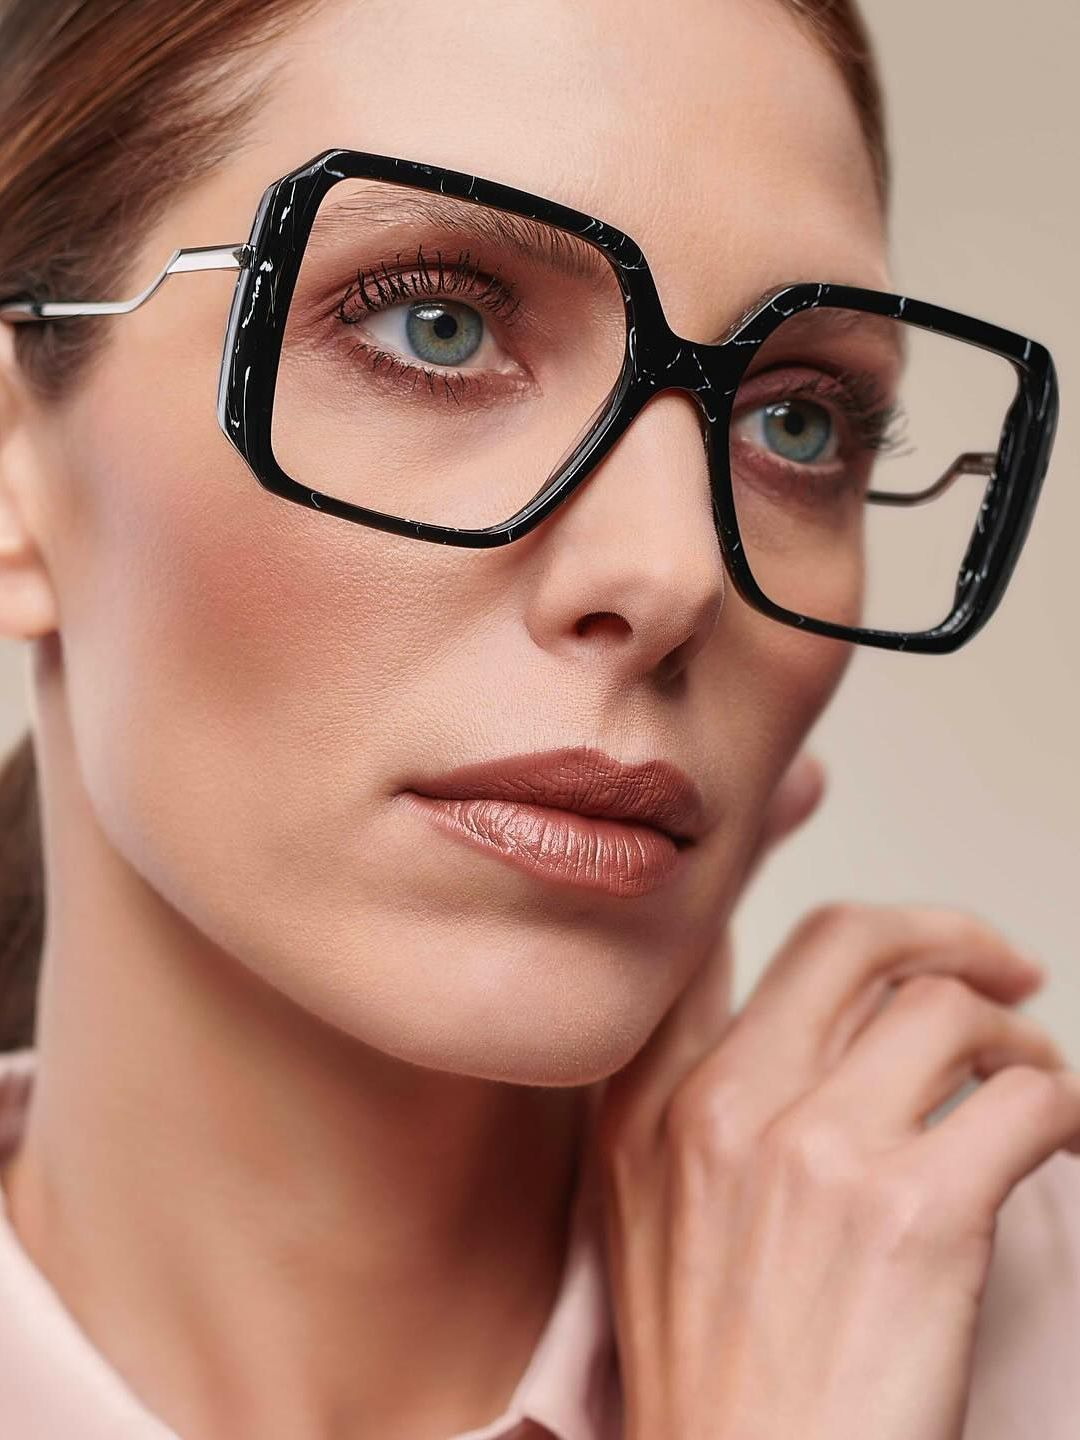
top-left (405, 745), bottom-right (706, 846)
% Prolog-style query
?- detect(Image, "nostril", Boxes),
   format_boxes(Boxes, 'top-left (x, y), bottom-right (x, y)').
top-left (574, 611), bottom-right (631, 640)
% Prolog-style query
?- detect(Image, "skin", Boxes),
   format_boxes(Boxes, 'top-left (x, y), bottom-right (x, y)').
top-left (0, 0), bottom-right (888, 1435)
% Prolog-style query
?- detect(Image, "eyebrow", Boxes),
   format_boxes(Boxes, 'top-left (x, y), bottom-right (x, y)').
top-left (311, 190), bottom-right (905, 365)
top-left (308, 188), bottom-right (614, 286)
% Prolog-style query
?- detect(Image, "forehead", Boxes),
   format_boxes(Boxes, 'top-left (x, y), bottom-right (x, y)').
top-left (183, 0), bottom-right (889, 335)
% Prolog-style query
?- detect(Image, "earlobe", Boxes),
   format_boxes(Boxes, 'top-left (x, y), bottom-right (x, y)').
top-left (0, 322), bottom-right (61, 640)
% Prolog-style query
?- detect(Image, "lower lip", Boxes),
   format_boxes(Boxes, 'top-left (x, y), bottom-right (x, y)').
top-left (399, 792), bottom-right (687, 897)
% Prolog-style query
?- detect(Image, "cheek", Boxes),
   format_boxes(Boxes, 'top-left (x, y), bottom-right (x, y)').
top-left (704, 598), bottom-right (851, 886)
top-left (49, 262), bottom-right (457, 831)
top-left (50, 333), bottom-right (475, 1000)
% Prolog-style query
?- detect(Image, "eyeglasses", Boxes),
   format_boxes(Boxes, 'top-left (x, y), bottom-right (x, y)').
top-left (0, 146), bottom-right (1059, 654)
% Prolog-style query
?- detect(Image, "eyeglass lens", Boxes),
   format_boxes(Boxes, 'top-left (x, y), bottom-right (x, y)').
top-left (272, 177), bottom-right (1019, 635)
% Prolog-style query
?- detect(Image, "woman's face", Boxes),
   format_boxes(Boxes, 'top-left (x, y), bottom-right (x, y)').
top-left (24, 0), bottom-right (888, 1084)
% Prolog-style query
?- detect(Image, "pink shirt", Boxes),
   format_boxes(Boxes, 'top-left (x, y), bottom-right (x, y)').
top-left (1, 1042), bottom-right (1079, 1438)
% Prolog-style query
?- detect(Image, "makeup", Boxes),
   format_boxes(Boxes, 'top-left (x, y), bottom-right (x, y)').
top-left (399, 744), bottom-right (703, 897)
top-left (399, 790), bottom-right (688, 897)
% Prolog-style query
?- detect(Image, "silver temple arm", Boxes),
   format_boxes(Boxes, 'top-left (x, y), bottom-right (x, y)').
top-left (0, 243), bottom-right (253, 323)
top-left (866, 452), bottom-right (996, 506)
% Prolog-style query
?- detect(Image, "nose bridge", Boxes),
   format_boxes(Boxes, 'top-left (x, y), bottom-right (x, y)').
top-left (594, 336), bottom-right (723, 542)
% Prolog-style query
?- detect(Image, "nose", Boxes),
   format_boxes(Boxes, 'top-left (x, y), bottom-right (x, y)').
top-left (524, 383), bottom-right (728, 685)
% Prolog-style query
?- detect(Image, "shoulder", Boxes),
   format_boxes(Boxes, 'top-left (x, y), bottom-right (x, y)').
top-left (963, 1151), bottom-right (1080, 1440)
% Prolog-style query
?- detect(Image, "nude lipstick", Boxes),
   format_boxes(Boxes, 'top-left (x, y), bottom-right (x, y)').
top-left (399, 744), bottom-right (705, 898)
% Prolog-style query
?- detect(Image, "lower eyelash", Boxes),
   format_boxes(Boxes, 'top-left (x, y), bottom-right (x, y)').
top-left (347, 340), bottom-right (481, 406)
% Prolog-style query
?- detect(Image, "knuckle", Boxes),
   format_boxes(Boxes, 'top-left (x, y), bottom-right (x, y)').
top-left (759, 1105), bottom-right (862, 1189)
top-left (792, 900), bottom-right (869, 946)
top-left (918, 906), bottom-right (1004, 955)
top-left (995, 1061), bottom-right (1062, 1117)
top-left (862, 1164), bottom-right (941, 1257)
top-left (662, 1069), bottom-right (757, 1161)
top-left (893, 971), bottom-right (975, 1018)
top-left (759, 1113), bottom-right (944, 1257)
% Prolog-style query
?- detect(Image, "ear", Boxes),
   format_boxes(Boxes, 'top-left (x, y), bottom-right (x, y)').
top-left (0, 321), bottom-right (61, 639)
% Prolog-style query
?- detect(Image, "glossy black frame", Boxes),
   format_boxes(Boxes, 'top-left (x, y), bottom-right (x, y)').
top-left (3, 146), bottom-right (1062, 654)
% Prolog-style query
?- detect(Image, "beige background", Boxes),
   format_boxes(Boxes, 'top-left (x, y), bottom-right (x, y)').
top-left (0, 5), bottom-right (1076, 1043)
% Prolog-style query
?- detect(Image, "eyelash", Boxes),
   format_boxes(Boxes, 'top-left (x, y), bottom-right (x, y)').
top-left (335, 246), bottom-right (522, 405)
top-left (331, 258), bottom-right (907, 467)
top-left (794, 368), bottom-right (904, 452)
top-left (768, 369), bottom-right (907, 458)
top-left (732, 367), bottom-right (908, 503)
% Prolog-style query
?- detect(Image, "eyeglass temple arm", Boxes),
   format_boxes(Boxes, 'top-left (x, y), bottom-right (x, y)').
top-left (866, 451), bottom-right (996, 506)
top-left (0, 243), bottom-right (253, 323)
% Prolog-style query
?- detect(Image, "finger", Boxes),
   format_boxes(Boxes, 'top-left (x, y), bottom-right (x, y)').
top-left (602, 753), bottom-right (826, 1141)
top-left (672, 905), bottom-right (1046, 1141)
top-left (805, 973), bottom-right (1067, 1145)
top-left (917, 1066), bottom-right (1080, 1219)
top-left (739, 903), bottom-right (1045, 1059)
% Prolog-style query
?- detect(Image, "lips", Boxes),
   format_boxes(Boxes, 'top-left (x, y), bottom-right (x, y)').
top-left (404, 744), bottom-right (705, 846)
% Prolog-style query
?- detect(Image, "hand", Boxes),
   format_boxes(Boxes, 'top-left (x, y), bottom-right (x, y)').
top-left (593, 751), bottom-right (1080, 1440)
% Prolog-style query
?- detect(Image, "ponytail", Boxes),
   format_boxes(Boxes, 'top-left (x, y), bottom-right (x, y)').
top-left (0, 732), bottom-right (43, 1051)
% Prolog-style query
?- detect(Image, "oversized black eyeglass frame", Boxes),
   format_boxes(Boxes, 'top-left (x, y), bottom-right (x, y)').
top-left (0, 146), bottom-right (1060, 655)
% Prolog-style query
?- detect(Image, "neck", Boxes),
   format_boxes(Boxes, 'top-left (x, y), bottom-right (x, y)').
top-left (4, 673), bottom-right (591, 1440)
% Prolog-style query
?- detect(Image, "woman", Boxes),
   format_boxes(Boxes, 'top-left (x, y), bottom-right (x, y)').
top-left (0, 1), bottom-right (1073, 1438)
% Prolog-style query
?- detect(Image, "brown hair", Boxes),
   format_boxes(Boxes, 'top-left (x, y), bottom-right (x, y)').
top-left (0, 0), bottom-right (890, 1050)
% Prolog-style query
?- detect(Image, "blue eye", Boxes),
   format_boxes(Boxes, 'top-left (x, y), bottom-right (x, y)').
top-left (404, 300), bottom-right (484, 367)
top-left (750, 399), bottom-right (836, 465)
